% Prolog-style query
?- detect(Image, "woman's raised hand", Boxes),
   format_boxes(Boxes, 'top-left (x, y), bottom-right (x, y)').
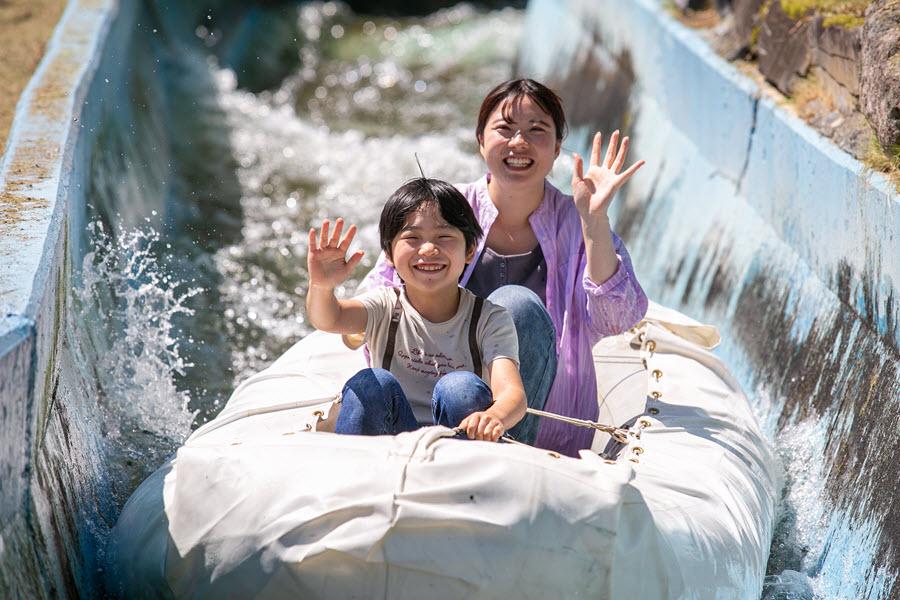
top-left (571, 131), bottom-right (645, 224)
top-left (307, 218), bottom-right (365, 289)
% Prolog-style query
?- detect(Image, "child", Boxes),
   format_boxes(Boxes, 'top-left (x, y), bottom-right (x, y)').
top-left (306, 178), bottom-right (526, 442)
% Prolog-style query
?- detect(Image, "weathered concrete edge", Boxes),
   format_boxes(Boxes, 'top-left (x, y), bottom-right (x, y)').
top-left (0, 0), bottom-right (116, 324)
top-left (0, 0), bottom-right (117, 575)
top-left (638, 0), bottom-right (898, 345)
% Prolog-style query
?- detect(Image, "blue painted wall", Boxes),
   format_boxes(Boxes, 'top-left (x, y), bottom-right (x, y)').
top-left (518, 1), bottom-right (898, 598)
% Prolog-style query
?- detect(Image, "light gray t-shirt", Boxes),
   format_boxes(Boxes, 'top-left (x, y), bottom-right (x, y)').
top-left (357, 286), bottom-right (519, 424)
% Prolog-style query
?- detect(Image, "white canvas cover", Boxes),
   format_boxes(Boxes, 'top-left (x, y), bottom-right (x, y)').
top-left (108, 302), bottom-right (777, 599)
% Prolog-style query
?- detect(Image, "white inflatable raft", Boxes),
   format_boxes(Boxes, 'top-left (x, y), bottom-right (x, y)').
top-left (108, 302), bottom-right (777, 599)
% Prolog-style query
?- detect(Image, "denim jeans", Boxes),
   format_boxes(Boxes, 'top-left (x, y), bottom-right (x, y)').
top-left (336, 368), bottom-right (493, 436)
top-left (485, 285), bottom-right (557, 445)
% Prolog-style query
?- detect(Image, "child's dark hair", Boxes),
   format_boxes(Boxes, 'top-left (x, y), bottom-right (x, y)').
top-left (379, 178), bottom-right (483, 258)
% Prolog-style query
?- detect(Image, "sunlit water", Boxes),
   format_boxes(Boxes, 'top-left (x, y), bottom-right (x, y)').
top-left (75, 2), bottom-right (865, 598)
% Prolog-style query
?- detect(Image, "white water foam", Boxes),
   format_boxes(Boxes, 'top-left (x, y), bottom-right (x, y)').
top-left (73, 222), bottom-right (198, 499)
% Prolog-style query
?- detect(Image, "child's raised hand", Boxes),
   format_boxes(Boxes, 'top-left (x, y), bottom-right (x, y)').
top-left (457, 411), bottom-right (505, 442)
top-left (571, 130), bottom-right (645, 223)
top-left (307, 218), bottom-right (365, 289)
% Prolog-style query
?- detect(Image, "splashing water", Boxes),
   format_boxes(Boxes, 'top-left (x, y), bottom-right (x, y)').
top-left (207, 3), bottom-right (524, 384)
top-left (74, 221), bottom-right (199, 502)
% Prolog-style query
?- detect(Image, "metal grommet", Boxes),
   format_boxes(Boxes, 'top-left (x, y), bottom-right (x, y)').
top-left (632, 447), bottom-right (644, 455)
top-left (548, 451), bottom-right (561, 459)
top-left (638, 418), bottom-right (652, 428)
top-left (651, 391), bottom-right (662, 399)
top-left (652, 369), bottom-right (663, 381)
top-left (647, 340), bottom-right (656, 352)
top-left (628, 457), bottom-right (640, 463)
top-left (648, 407), bottom-right (660, 415)
top-left (304, 423), bottom-right (312, 431)
top-left (604, 459), bottom-right (616, 465)
top-left (313, 410), bottom-right (324, 418)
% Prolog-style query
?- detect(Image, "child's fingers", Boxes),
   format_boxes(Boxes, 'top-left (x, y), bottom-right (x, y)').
top-left (346, 250), bottom-right (365, 269)
top-left (476, 416), bottom-right (491, 440)
top-left (329, 218), bottom-right (344, 247)
top-left (320, 219), bottom-right (331, 246)
top-left (308, 227), bottom-right (318, 251)
top-left (465, 417), bottom-right (478, 439)
top-left (339, 223), bottom-right (357, 251)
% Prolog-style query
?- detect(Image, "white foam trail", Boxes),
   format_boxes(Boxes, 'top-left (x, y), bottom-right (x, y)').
top-left (75, 222), bottom-right (198, 445)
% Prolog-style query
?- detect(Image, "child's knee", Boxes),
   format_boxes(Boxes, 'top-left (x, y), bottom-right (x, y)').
top-left (432, 371), bottom-right (492, 425)
top-left (344, 368), bottom-right (402, 400)
top-left (434, 370), bottom-right (485, 396)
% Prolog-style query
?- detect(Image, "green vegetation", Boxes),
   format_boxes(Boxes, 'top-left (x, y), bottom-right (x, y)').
top-left (779, 0), bottom-right (872, 21)
top-left (821, 14), bottom-right (865, 27)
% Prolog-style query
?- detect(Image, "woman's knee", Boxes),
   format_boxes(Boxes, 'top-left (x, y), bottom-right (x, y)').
top-left (488, 285), bottom-right (541, 315)
top-left (488, 286), bottom-right (553, 330)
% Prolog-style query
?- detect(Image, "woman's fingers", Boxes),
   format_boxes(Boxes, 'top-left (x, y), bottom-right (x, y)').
top-left (590, 131), bottom-right (602, 166)
top-left (613, 136), bottom-right (629, 173)
top-left (308, 227), bottom-right (318, 251)
top-left (604, 130), bottom-right (619, 169)
top-left (618, 159), bottom-right (646, 183)
top-left (571, 152), bottom-right (584, 186)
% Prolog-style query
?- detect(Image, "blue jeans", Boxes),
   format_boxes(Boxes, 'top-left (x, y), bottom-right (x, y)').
top-left (336, 368), bottom-right (493, 435)
top-left (486, 285), bottom-right (557, 445)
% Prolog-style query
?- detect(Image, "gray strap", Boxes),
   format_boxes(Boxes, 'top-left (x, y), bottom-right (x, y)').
top-left (381, 287), bottom-right (402, 371)
top-left (469, 296), bottom-right (484, 376)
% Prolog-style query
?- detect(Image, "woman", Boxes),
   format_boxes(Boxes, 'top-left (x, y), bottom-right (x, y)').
top-left (361, 79), bottom-right (648, 456)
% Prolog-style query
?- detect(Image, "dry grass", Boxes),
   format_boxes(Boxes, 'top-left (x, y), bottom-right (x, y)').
top-left (676, 7), bottom-right (721, 29)
top-left (864, 136), bottom-right (900, 189)
top-left (0, 0), bottom-right (67, 158)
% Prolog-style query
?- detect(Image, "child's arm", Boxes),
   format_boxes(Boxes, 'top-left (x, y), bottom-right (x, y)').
top-left (458, 358), bottom-right (526, 442)
top-left (306, 218), bottom-right (368, 334)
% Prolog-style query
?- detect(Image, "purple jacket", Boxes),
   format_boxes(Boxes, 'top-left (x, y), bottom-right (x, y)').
top-left (361, 176), bottom-right (649, 456)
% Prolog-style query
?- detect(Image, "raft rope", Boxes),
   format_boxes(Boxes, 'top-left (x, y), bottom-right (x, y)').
top-left (524, 408), bottom-right (630, 444)
top-left (453, 408), bottom-right (630, 445)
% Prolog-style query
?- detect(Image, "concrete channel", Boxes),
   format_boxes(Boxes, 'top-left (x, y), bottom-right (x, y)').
top-left (0, 0), bottom-right (897, 597)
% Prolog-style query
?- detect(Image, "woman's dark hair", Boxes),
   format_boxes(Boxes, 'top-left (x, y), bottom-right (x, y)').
top-left (476, 79), bottom-right (567, 144)
top-left (380, 178), bottom-right (483, 258)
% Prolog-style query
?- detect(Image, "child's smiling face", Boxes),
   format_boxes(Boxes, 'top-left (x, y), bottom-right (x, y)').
top-left (387, 201), bottom-right (475, 295)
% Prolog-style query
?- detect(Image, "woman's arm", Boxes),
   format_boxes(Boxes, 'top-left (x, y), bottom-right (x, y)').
top-left (306, 218), bottom-right (368, 334)
top-left (571, 130), bottom-right (645, 285)
top-left (458, 358), bottom-right (526, 442)
top-left (580, 232), bottom-right (649, 338)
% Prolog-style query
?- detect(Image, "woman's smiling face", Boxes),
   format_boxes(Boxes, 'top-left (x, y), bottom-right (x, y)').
top-left (478, 94), bottom-right (561, 189)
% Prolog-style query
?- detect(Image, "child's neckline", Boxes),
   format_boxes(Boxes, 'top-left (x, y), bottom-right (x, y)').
top-left (399, 285), bottom-right (467, 325)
